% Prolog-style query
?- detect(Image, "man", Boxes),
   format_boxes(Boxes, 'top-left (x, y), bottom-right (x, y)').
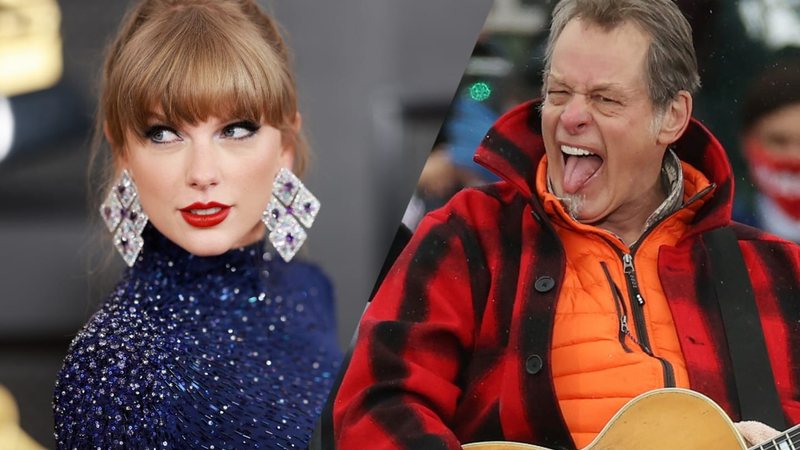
top-left (334, 1), bottom-right (800, 449)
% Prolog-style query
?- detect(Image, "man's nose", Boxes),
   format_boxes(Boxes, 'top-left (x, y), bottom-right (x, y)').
top-left (560, 95), bottom-right (592, 134)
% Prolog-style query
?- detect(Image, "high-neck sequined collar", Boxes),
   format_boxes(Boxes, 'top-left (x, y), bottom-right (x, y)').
top-left (132, 225), bottom-right (274, 278)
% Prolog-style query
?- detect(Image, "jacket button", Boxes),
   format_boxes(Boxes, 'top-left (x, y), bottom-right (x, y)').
top-left (525, 354), bottom-right (543, 374)
top-left (534, 276), bottom-right (555, 293)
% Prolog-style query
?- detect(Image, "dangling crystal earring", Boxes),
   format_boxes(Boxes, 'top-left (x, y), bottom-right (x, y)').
top-left (100, 170), bottom-right (149, 267)
top-left (261, 168), bottom-right (320, 262)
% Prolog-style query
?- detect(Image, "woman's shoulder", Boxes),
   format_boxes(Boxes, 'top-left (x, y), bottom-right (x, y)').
top-left (273, 258), bottom-right (333, 301)
top-left (53, 298), bottom-right (175, 448)
top-left (270, 254), bottom-right (328, 279)
top-left (270, 257), bottom-right (337, 329)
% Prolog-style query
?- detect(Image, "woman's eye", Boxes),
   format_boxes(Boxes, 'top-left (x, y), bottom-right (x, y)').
top-left (145, 126), bottom-right (180, 144)
top-left (222, 121), bottom-right (260, 140)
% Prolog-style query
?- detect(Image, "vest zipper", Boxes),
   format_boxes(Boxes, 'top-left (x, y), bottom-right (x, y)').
top-left (620, 251), bottom-right (676, 388)
top-left (622, 254), bottom-right (644, 306)
top-left (600, 261), bottom-right (633, 353)
top-left (598, 233), bottom-right (677, 388)
top-left (589, 184), bottom-right (716, 388)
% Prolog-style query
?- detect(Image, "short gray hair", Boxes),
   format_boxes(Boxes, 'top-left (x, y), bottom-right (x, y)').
top-left (543, 0), bottom-right (700, 112)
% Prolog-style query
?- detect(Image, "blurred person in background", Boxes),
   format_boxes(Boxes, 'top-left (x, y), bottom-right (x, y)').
top-left (51, 0), bottom-right (341, 448)
top-left (408, 39), bottom-right (509, 229)
top-left (740, 57), bottom-right (800, 242)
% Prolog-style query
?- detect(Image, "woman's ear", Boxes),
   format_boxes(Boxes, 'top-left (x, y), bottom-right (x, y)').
top-left (280, 113), bottom-right (301, 170)
top-left (656, 91), bottom-right (692, 146)
top-left (104, 120), bottom-right (128, 174)
top-left (292, 112), bottom-right (302, 134)
top-left (103, 120), bottom-right (115, 148)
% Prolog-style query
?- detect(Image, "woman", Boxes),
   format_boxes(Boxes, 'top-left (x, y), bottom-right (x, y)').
top-left (52, 1), bottom-right (341, 448)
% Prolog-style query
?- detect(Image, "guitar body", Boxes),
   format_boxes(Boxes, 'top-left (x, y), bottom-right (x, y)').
top-left (463, 388), bottom-right (748, 450)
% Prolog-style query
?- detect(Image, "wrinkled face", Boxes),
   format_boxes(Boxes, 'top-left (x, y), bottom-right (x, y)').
top-left (121, 116), bottom-right (293, 256)
top-left (750, 103), bottom-right (800, 159)
top-left (542, 19), bottom-right (668, 225)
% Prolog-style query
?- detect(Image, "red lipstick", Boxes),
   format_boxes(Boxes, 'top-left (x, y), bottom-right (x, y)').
top-left (179, 202), bottom-right (231, 228)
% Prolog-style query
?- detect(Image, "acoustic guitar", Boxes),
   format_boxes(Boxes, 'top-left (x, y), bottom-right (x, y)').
top-left (463, 388), bottom-right (799, 450)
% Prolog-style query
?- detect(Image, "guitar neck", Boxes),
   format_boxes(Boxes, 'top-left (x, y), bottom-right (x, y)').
top-left (750, 424), bottom-right (800, 450)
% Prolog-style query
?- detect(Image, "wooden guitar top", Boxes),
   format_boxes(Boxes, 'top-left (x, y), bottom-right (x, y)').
top-left (463, 388), bottom-right (749, 450)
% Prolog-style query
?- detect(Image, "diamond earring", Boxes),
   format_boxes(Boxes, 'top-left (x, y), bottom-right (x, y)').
top-left (100, 170), bottom-right (149, 267)
top-left (261, 168), bottom-right (320, 262)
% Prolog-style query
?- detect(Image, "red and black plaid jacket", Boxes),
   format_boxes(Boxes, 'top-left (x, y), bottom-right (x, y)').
top-left (334, 101), bottom-right (800, 450)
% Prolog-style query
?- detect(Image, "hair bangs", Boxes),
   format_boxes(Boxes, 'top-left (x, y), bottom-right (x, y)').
top-left (107, 5), bottom-right (295, 147)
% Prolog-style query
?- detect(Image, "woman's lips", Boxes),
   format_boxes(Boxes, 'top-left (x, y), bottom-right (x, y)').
top-left (179, 202), bottom-right (231, 228)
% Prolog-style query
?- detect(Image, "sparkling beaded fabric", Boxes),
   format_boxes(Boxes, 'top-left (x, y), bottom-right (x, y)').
top-left (53, 226), bottom-right (341, 449)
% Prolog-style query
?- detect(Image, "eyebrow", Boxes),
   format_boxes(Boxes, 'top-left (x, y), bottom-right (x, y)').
top-left (545, 74), bottom-right (625, 92)
top-left (143, 113), bottom-right (180, 127)
top-left (144, 111), bottom-right (167, 121)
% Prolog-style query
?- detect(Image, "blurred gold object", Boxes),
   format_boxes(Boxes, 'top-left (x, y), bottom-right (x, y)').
top-left (0, 385), bottom-right (45, 450)
top-left (0, 0), bottom-right (63, 96)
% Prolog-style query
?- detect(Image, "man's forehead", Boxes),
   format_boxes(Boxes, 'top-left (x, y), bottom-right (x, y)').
top-left (560, 17), bottom-right (652, 44)
top-left (552, 18), bottom-right (651, 59)
top-left (546, 19), bottom-right (650, 90)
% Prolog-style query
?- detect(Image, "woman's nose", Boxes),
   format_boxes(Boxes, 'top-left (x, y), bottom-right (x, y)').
top-left (186, 141), bottom-right (220, 190)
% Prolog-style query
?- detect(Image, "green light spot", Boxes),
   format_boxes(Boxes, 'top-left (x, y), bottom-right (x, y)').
top-left (469, 82), bottom-right (492, 102)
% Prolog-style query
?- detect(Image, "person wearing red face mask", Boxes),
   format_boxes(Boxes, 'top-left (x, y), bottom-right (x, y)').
top-left (742, 59), bottom-right (800, 243)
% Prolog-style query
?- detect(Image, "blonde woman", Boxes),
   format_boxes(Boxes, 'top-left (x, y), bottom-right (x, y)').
top-left (52, 1), bottom-right (340, 448)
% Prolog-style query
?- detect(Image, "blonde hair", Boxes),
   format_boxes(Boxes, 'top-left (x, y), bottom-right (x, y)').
top-left (92, 0), bottom-right (307, 201)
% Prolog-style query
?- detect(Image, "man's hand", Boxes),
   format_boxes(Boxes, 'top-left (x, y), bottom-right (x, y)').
top-left (734, 421), bottom-right (781, 446)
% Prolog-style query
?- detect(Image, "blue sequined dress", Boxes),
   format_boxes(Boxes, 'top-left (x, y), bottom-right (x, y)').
top-left (53, 227), bottom-right (341, 449)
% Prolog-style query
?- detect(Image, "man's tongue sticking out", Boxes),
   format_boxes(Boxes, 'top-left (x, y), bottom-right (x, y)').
top-left (562, 154), bottom-right (602, 194)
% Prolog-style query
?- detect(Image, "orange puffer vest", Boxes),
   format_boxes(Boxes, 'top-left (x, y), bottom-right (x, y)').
top-left (537, 158), bottom-right (713, 448)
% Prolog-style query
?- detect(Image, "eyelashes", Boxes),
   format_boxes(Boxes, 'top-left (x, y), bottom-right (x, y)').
top-left (221, 120), bottom-right (260, 140)
top-left (142, 120), bottom-right (261, 144)
top-left (144, 125), bottom-right (180, 144)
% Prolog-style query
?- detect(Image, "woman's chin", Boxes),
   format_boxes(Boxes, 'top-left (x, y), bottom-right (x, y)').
top-left (167, 232), bottom-right (240, 257)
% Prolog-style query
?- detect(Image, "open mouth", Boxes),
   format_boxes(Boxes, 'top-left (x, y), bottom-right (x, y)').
top-left (561, 145), bottom-right (603, 194)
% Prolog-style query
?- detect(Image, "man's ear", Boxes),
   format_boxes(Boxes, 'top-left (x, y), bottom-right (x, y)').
top-left (656, 91), bottom-right (692, 146)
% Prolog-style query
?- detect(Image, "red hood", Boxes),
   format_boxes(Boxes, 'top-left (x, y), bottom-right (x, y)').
top-left (473, 99), bottom-right (734, 237)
